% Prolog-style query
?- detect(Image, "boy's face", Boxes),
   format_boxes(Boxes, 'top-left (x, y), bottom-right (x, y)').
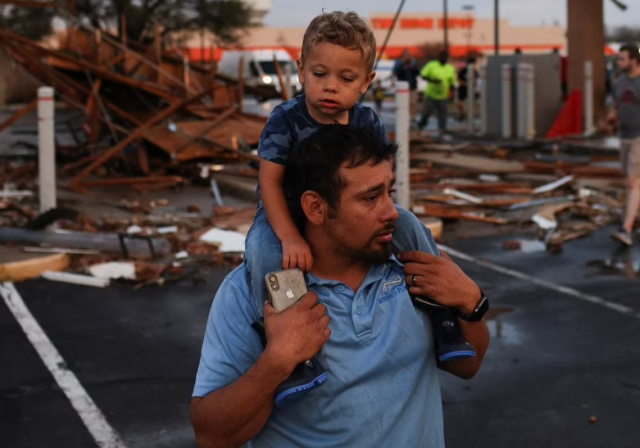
top-left (298, 42), bottom-right (375, 124)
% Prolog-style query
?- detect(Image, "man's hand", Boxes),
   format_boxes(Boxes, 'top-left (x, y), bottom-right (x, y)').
top-left (399, 251), bottom-right (481, 314)
top-left (263, 292), bottom-right (331, 373)
top-left (604, 108), bottom-right (618, 135)
top-left (282, 235), bottom-right (314, 272)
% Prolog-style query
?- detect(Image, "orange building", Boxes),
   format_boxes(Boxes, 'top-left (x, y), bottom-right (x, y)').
top-left (183, 12), bottom-right (567, 62)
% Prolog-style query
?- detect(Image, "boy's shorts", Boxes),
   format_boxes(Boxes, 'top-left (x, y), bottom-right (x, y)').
top-left (621, 138), bottom-right (640, 178)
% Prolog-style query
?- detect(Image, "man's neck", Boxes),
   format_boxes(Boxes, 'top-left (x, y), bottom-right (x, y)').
top-left (305, 230), bottom-right (371, 292)
top-left (628, 66), bottom-right (640, 79)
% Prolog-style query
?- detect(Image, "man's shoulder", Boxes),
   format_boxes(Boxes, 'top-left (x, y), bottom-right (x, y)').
top-left (215, 264), bottom-right (253, 305)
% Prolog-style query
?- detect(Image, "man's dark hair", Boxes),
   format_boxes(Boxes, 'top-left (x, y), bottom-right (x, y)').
top-left (285, 125), bottom-right (398, 225)
top-left (620, 44), bottom-right (640, 63)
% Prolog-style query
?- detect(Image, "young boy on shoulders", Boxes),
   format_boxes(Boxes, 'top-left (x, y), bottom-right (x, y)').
top-left (246, 11), bottom-right (476, 405)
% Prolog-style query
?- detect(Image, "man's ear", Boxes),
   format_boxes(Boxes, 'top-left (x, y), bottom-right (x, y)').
top-left (296, 59), bottom-right (305, 84)
top-left (360, 71), bottom-right (377, 95)
top-left (301, 191), bottom-right (326, 226)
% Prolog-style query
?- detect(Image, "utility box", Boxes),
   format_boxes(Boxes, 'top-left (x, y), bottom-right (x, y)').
top-left (483, 54), bottom-right (562, 139)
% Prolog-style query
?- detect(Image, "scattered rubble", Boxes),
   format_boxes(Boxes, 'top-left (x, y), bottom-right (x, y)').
top-left (0, 25), bottom-right (636, 285)
top-left (409, 134), bottom-right (631, 252)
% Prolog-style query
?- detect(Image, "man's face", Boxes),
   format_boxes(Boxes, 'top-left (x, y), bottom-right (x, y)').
top-left (324, 159), bottom-right (400, 264)
top-left (297, 42), bottom-right (375, 123)
top-left (618, 50), bottom-right (634, 72)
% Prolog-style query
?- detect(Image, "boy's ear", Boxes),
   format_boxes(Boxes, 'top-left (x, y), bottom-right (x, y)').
top-left (360, 71), bottom-right (377, 95)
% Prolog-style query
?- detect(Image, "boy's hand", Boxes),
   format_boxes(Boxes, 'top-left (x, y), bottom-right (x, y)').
top-left (282, 236), bottom-right (314, 272)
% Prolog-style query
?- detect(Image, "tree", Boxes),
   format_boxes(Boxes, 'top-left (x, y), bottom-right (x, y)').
top-left (75, 0), bottom-right (253, 45)
top-left (606, 26), bottom-right (640, 44)
top-left (0, 5), bottom-right (54, 40)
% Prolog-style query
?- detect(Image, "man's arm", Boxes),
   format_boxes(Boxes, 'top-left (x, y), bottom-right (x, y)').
top-left (398, 251), bottom-right (490, 380)
top-left (191, 292), bottom-right (331, 448)
top-left (191, 349), bottom-right (291, 448)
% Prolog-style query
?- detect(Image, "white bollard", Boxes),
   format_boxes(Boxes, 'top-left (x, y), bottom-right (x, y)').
top-left (467, 64), bottom-right (475, 134)
top-left (517, 63), bottom-right (535, 140)
top-left (395, 81), bottom-right (410, 210)
top-left (584, 61), bottom-right (594, 136)
top-left (479, 65), bottom-right (488, 135)
top-left (38, 86), bottom-right (56, 213)
top-left (501, 64), bottom-right (513, 139)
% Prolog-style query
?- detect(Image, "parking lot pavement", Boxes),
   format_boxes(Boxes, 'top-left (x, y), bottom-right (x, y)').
top-left (1, 227), bottom-right (639, 448)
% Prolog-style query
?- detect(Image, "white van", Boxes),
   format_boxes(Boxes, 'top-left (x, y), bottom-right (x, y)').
top-left (218, 49), bottom-right (303, 96)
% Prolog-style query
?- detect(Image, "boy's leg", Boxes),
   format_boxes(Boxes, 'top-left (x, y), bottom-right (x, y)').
top-left (392, 206), bottom-right (476, 362)
top-left (245, 207), bottom-right (283, 308)
top-left (245, 207), bottom-right (329, 407)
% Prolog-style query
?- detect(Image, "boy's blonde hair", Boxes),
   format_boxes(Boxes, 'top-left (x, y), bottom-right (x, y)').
top-left (301, 11), bottom-right (377, 72)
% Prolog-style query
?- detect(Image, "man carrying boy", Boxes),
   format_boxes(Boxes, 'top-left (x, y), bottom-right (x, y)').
top-left (191, 126), bottom-right (490, 448)
top-left (245, 11), bottom-right (476, 404)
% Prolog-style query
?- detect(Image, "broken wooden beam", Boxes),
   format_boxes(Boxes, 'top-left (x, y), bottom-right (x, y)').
top-left (173, 107), bottom-right (237, 153)
top-left (0, 99), bottom-right (37, 134)
top-left (71, 86), bottom-right (216, 188)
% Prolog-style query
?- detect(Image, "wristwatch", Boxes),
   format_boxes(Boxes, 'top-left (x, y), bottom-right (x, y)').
top-left (452, 291), bottom-right (489, 322)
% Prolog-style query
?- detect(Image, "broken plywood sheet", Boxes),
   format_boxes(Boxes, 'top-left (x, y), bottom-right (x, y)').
top-left (411, 153), bottom-right (524, 173)
top-left (0, 253), bottom-right (69, 282)
top-left (143, 114), bottom-right (264, 163)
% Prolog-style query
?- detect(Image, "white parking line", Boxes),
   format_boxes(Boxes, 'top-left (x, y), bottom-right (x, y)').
top-left (0, 282), bottom-right (128, 448)
top-left (438, 244), bottom-right (640, 320)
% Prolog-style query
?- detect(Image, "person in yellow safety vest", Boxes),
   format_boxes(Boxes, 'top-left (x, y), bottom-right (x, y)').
top-left (417, 50), bottom-right (458, 135)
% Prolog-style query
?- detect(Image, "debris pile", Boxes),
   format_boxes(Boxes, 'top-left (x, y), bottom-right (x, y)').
top-left (408, 135), bottom-right (629, 251)
top-left (0, 184), bottom-right (254, 287)
top-left (0, 23), bottom-right (273, 192)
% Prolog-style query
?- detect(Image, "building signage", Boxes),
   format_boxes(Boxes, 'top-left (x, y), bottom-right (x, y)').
top-left (372, 17), bottom-right (475, 30)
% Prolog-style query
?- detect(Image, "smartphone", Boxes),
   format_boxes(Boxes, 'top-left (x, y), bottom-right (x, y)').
top-left (265, 269), bottom-right (308, 312)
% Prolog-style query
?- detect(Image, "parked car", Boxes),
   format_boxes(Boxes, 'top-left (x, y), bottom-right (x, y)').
top-left (218, 49), bottom-right (303, 99)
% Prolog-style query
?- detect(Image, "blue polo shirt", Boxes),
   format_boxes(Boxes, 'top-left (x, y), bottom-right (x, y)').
top-left (193, 259), bottom-right (445, 448)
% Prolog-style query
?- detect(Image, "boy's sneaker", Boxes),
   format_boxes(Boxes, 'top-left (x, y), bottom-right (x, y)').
top-left (412, 296), bottom-right (477, 362)
top-left (611, 228), bottom-right (633, 246)
top-left (274, 358), bottom-right (329, 408)
top-left (252, 319), bottom-right (329, 408)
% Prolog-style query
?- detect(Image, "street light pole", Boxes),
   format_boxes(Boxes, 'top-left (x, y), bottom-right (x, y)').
top-left (462, 5), bottom-right (474, 56)
top-left (494, 0), bottom-right (499, 55)
top-left (443, 0), bottom-right (449, 51)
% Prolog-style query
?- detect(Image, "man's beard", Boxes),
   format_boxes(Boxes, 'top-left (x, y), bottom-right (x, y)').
top-left (358, 242), bottom-right (393, 265)
top-left (345, 225), bottom-right (396, 265)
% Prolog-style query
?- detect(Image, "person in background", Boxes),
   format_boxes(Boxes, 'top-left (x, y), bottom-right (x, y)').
top-left (372, 80), bottom-right (385, 115)
top-left (418, 50), bottom-right (457, 135)
top-left (608, 44), bottom-right (640, 246)
top-left (392, 49), bottom-right (420, 122)
top-left (456, 57), bottom-right (478, 121)
top-left (553, 48), bottom-right (568, 99)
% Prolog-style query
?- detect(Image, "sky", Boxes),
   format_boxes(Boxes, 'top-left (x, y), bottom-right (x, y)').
top-left (263, 0), bottom-right (637, 29)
